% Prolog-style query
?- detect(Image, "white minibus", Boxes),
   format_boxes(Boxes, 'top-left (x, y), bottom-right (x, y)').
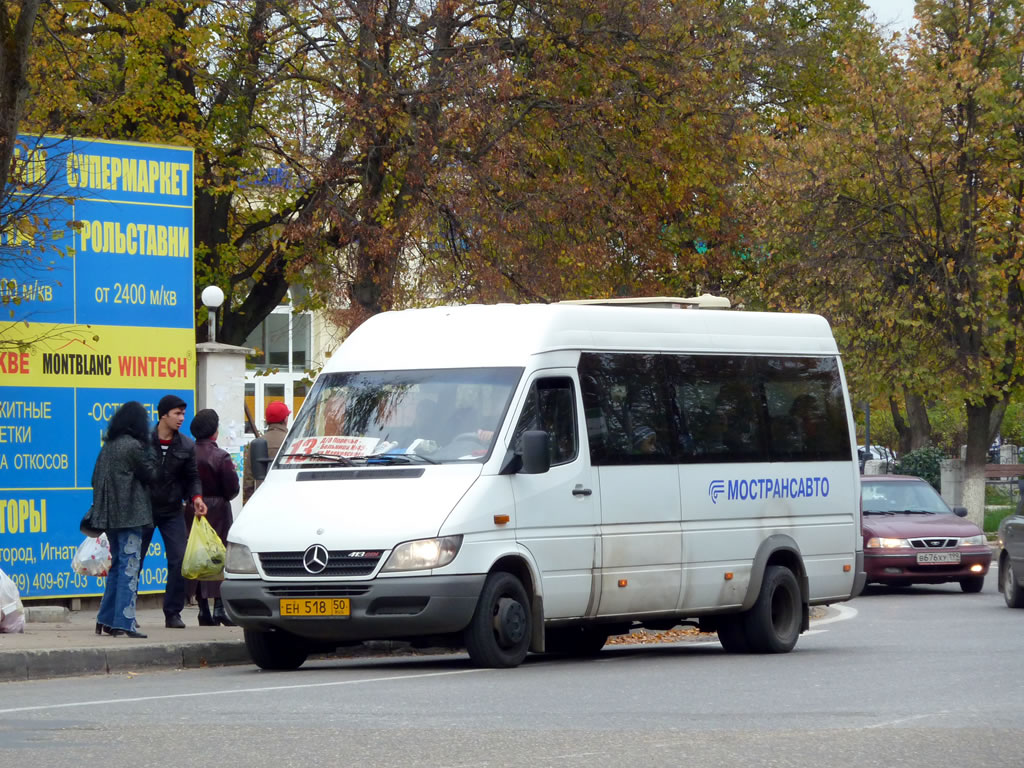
top-left (223, 298), bottom-right (865, 669)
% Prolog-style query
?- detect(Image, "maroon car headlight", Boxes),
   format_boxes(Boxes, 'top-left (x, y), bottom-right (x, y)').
top-left (960, 534), bottom-right (987, 546)
top-left (866, 537), bottom-right (911, 549)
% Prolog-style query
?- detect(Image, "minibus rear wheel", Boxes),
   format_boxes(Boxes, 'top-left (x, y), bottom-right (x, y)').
top-left (244, 628), bottom-right (309, 670)
top-left (464, 571), bottom-right (532, 668)
top-left (743, 565), bottom-right (801, 653)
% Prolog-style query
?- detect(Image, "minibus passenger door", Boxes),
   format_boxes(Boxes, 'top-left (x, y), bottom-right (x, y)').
top-left (577, 352), bottom-right (683, 617)
top-left (508, 374), bottom-right (600, 620)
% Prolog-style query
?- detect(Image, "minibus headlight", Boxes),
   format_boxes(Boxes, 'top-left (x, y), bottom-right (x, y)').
top-left (226, 542), bottom-right (258, 574)
top-left (382, 536), bottom-right (462, 572)
top-left (866, 537), bottom-right (911, 549)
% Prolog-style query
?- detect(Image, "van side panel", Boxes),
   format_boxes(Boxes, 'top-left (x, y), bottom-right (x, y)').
top-left (678, 463), bottom-right (858, 610)
top-left (596, 465), bottom-right (682, 616)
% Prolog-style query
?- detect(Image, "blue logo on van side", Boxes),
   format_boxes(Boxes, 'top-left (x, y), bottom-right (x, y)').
top-left (708, 480), bottom-right (726, 504)
top-left (709, 477), bottom-right (830, 504)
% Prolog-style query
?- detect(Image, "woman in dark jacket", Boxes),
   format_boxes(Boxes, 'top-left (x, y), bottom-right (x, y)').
top-left (186, 409), bottom-right (240, 625)
top-left (90, 401), bottom-right (160, 638)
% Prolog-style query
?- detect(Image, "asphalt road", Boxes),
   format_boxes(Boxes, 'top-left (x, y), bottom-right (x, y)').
top-left (2, 570), bottom-right (1022, 768)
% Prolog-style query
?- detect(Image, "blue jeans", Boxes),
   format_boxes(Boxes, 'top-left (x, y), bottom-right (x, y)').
top-left (96, 527), bottom-right (143, 632)
top-left (141, 512), bottom-right (187, 618)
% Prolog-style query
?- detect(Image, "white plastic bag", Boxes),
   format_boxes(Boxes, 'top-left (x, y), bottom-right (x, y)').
top-left (0, 567), bottom-right (25, 634)
top-left (71, 533), bottom-right (111, 577)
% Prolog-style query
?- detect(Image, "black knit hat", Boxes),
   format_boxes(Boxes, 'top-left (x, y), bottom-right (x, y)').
top-left (190, 408), bottom-right (219, 440)
top-left (157, 394), bottom-right (187, 418)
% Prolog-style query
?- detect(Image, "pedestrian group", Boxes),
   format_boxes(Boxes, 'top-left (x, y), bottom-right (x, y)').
top-left (86, 395), bottom-right (287, 637)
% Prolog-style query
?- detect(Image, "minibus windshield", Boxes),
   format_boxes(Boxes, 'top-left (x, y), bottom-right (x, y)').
top-left (276, 367), bottom-right (523, 467)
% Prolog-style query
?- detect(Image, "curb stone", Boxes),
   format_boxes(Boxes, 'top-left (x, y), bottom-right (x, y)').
top-left (0, 641), bottom-right (251, 683)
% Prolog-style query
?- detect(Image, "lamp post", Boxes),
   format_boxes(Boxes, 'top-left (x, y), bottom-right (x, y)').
top-left (201, 285), bottom-right (225, 343)
top-left (864, 402), bottom-right (871, 455)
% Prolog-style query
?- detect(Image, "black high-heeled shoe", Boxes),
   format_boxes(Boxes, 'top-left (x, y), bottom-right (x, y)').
top-left (108, 628), bottom-right (148, 639)
top-left (197, 598), bottom-right (215, 626)
top-left (213, 598), bottom-right (235, 626)
top-left (95, 621), bottom-right (108, 635)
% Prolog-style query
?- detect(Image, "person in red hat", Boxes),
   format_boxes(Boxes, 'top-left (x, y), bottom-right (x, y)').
top-left (242, 401), bottom-right (290, 503)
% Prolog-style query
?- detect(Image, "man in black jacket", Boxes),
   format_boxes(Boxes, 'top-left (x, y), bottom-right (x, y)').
top-left (141, 394), bottom-right (208, 628)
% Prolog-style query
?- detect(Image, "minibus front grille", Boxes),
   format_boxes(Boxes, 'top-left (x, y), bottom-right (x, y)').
top-left (259, 550), bottom-right (382, 577)
top-left (265, 585), bottom-right (372, 597)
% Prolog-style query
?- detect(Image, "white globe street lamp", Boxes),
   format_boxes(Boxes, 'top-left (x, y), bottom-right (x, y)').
top-left (201, 285), bottom-right (225, 342)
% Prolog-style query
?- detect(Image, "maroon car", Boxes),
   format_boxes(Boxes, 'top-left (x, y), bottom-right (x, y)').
top-left (861, 475), bottom-right (991, 592)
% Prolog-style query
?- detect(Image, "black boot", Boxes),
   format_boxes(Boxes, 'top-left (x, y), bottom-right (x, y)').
top-left (213, 598), bottom-right (235, 626)
top-left (197, 598), bottom-right (215, 626)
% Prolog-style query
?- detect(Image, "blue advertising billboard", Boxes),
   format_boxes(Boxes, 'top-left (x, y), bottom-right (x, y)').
top-left (1, 135), bottom-right (195, 599)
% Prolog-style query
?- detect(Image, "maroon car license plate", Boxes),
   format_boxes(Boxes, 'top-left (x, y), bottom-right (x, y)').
top-left (916, 552), bottom-right (961, 564)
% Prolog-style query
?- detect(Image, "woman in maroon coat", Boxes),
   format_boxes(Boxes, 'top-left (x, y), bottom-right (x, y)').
top-left (186, 409), bottom-right (240, 626)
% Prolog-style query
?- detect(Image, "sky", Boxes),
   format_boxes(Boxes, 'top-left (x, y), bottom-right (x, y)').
top-left (861, 0), bottom-right (918, 32)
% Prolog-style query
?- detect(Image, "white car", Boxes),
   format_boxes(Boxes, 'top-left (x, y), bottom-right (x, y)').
top-left (858, 445), bottom-right (896, 471)
top-left (859, 445), bottom-right (896, 461)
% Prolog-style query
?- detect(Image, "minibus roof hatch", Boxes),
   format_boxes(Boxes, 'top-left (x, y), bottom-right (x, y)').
top-left (559, 294), bottom-right (731, 310)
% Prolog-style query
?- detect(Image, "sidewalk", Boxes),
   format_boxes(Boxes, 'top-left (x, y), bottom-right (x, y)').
top-left (1, 595), bottom-right (449, 682)
top-left (0, 600), bottom-right (251, 683)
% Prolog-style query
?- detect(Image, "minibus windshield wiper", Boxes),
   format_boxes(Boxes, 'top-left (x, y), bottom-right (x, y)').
top-left (358, 453), bottom-right (439, 465)
top-left (277, 452), bottom-right (355, 467)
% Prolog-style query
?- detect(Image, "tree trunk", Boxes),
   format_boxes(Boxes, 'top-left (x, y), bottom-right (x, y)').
top-left (989, 396), bottom-right (1009, 445)
top-left (905, 391), bottom-right (932, 451)
top-left (890, 389), bottom-right (931, 455)
top-left (963, 400), bottom-right (997, 529)
top-left (0, 0), bottom-right (43, 191)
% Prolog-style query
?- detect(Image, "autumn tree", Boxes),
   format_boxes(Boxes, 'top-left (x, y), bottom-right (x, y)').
top-left (751, 0), bottom-right (1024, 525)
top-left (0, 0), bottom-right (40, 192)
top-left (417, 0), bottom-right (755, 305)
top-left (1, 2), bottom-right (89, 349)
top-left (23, 0), bottom-right (328, 345)
top-left (405, 0), bottom-right (880, 307)
top-left (276, 1), bottom-right (869, 322)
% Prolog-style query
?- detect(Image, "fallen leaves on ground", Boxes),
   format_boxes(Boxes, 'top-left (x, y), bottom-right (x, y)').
top-left (606, 627), bottom-right (713, 645)
top-left (605, 606), bottom-right (827, 645)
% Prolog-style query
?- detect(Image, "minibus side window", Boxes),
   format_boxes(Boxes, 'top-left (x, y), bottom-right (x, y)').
top-left (759, 357), bottom-right (851, 462)
top-left (578, 353), bottom-right (676, 466)
top-left (667, 355), bottom-right (768, 464)
top-left (511, 378), bottom-right (578, 466)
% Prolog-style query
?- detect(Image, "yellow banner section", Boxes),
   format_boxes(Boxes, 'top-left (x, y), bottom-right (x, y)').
top-left (2, 323), bottom-right (195, 389)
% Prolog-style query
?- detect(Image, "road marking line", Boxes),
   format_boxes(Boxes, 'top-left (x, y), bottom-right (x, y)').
top-left (865, 712), bottom-right (946, 729)
top-left (0, 668), bottom-right (489, 715)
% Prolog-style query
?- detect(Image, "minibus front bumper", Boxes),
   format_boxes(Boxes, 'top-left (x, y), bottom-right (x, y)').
top-left (221, 574), bottom-right (487, 642)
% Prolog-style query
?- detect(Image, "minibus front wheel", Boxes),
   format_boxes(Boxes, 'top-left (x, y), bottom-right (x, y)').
top-left (464, 571), bottom-right (532, 668)
top-left (244, 628), bottom-right (309, 671)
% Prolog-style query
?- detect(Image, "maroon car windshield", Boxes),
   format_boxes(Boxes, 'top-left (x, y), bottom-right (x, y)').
top-left (861, 480), bottom-right (951, 515)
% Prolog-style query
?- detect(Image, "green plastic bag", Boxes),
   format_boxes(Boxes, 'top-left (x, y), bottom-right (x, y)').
top-left (182, 516), bottom-right (227, 580)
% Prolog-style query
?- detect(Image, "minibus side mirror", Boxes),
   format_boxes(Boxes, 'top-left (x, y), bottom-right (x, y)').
top-left (520, 430), bottom-right (550, 475)
top-left (250, 438), bottom-right (270, 482)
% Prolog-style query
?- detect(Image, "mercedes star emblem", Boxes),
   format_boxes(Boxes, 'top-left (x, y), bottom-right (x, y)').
top-left (302, 544), bottom-right (329, 574)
